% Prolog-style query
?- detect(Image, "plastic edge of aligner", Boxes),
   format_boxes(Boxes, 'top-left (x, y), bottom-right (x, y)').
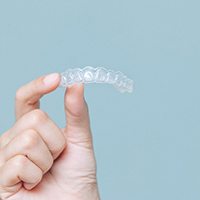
top-left (127, 79), bottom-right (134, 93)
top-left (59, 72), bottom-right (67, 87)
top-left (117, 78), bottom-right (134, 93)
top-left (82, 66), bottom-right (109, 83)
top-left (94, 67), bottom-right (109, 83)
top-left (60, 67), bottom-right (134, 93)
top-left (62, 67), bottom-right (114, 84)
top-left (60, 68), bottom-right (84, 86)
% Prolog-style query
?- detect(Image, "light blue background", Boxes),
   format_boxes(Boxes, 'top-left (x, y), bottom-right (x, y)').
top-left (0, 1), bottom-right (200, 199)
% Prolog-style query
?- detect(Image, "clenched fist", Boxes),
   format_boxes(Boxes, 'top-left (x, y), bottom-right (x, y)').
top-left (0, 73), bottom-right (100, 200)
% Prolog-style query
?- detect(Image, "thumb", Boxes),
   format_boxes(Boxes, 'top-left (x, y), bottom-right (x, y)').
top-left (64, 84), bottom-right (91, 139)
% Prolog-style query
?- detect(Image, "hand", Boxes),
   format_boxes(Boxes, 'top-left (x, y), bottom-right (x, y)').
top-left (0, 73), bottom-right (100, 200)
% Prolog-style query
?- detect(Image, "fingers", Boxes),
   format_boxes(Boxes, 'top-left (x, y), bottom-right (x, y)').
top-left (64, 84), bottom-right (90, 129)
top-left (5, 109), bottom-right (66, 159)
top-left (0, 155), bottom-right (43, 191)
top-left (0, 129), bottom-right (54, 174)
top-left (15, 73), bottom-right (60, 120)
top-left (0, 109), bottom-right (65, 193)
top-left (64, 84), bottom-right (93, 147)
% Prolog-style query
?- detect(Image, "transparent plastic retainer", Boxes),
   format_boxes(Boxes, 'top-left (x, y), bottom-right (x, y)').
top-left (60, 66), bottom-right (133, 93)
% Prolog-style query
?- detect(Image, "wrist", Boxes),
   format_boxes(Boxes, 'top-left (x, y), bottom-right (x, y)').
top-left (66, 183), bottom-right (100, 200)
top-left (81, 185), bottom-right (100, 200)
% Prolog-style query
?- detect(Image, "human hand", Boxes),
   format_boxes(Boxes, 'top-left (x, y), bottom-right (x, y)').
top-left (0, 73), bottom-right (100, 200)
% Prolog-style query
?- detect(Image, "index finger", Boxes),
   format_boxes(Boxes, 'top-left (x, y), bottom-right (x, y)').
top-left (15, 73), bottom-right (60, 120)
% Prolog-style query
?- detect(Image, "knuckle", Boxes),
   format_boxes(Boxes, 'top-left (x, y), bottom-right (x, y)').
top-left (29, 109), bottom-right (48, 124)
top-left (15, 87), bottom-right (25, 101)
top-left (21, 129), bottom-right (39, 150)
top-left (13, 155), bottom-right (28, 168)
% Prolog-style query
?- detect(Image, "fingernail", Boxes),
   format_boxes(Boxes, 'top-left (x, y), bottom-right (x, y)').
top-left (43, 73), bottom-right (60, 86)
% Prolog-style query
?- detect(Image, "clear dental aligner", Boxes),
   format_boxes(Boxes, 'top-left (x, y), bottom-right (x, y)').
top-left (60, 66), bottom-right (133, 93)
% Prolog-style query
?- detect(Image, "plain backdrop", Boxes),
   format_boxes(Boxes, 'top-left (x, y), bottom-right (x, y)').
top-left (0, 1), bottom-right (200, 199)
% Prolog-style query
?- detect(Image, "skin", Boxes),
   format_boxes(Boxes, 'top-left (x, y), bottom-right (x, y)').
top-left (0, 73), bottom-right (100, 200)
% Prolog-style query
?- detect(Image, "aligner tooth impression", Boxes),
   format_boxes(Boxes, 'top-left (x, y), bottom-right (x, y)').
top-left (83, 66), bottom-right (95, 82)
top-left (95, 67), bottom-right (108, 82)
top-left (60, 66), bottom-right (133, 93)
